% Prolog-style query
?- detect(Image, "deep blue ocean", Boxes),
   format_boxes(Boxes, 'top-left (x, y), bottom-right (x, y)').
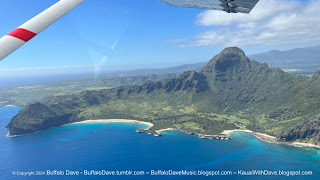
top-left (1, 106), bottom-right (320, 180)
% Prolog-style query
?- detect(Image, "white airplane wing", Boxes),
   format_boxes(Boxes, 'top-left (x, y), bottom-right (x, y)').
top-left (158, 0), bottom-right (260, 13)
top-left (0, 0), bottom-right (259, 62)
top-left (0, 0), bottom-right (84, 61)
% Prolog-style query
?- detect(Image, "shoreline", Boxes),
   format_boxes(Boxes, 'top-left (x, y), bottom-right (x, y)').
top-left (7, 119), bottom-right (155, 138)
top-left (290, 142), bottom-right (320, 149)
top-left (222, 129), bottom-right (277, 143)
top-left (6, 117), bottom-right (320, 150)
top-left (74, 119), bottom-right (154, 130)
top-left (221, 129), bottom-right (320, 149)
top-left (156, 128), bottom-right (177, 133)
top-left (77, 120), bottom-right (181, 135)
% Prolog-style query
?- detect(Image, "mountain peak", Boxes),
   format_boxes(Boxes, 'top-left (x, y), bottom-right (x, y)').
top-left (202, 47), bottom-right (250, 73)
top-left (220, 47), bottom-right (246, 56)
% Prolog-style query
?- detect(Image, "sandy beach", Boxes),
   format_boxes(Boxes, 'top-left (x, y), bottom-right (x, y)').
top-left (222, 129), bottom-right (277, 142)
top-left (252, 132), bottom-right (278, 143)
top-left (291, 142), bottom-right (320, 149)
top-left (221, 129), bottom-right (253, 134)
top-left (222, 129), bottom-right (277, 143)
top-left (74, 119), bottom-right (154, 130)
top-left (221, 129), bottom-right (320, 149)
top-left (156, 128), bottom-right (177, 133)
top-left (77, 120), bottom-right (181, 134)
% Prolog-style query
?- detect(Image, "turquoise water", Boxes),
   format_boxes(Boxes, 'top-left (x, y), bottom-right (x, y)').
top-left (0, 106), bottom-right (320, 180)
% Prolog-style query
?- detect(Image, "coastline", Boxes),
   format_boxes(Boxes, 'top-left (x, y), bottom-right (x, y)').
top-left (221, 129), bottom-right (320, 149)
top-left (156, 128), bottom-right (177, 133)
top-left (6, 115), bottom-right (320, 149)
top-left (222, 129), bottom-right (280, 143)
top-left (222, 129), bottom-right (276, 143)
top-left (76, 119), bottom-right (182, 134)
top-left (74, 120), bottom-right (229, 140)
top-left (74, 119), bottom-right (154, 130)
top-left (291, 142), bottom-right (320, 149)
top-left (7, 119), bottom-right (155, 138)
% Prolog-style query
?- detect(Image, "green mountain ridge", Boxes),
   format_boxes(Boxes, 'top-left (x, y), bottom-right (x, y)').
top-left (7, 47), bottom-right (320, 145)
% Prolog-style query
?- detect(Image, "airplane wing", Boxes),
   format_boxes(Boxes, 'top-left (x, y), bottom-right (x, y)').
top-left (158, 0), bottom-right (260, 13)
top-left (0, 0), bottom-right (259, 62)
top-left (0, 0), bottom-right (84, 61)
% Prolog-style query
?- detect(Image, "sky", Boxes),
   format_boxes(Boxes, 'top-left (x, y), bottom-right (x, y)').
top-left (0, 0), bottom-right (319, 79)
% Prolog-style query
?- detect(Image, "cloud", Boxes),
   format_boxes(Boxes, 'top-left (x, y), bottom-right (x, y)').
top-left (165, 39), bottom-right (187, 43)
top-left (182, 0), bottom-right (320, 47)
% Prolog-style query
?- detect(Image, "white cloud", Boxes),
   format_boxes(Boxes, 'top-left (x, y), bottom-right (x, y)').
top-left (165, 39), bottom-right (187, 43)
top-left (182, 0), bottom-right (320, 47)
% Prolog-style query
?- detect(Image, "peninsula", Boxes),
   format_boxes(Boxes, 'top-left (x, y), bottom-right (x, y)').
top-left (7, 47), bottom-right (320, 147)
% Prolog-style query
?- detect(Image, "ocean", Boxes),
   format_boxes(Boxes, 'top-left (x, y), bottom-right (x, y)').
top-left (0, 106), bottom-right (320, 180)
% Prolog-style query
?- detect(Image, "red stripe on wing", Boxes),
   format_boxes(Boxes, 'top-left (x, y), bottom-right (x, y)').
top-left (7, 28), bottom-right (37, 42)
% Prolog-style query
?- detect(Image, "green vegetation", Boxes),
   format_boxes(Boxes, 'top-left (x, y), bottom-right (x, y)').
top-left (6, 47), bottom-right (320, 145)
top-left (0, 73), bottom-right (177, 106)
